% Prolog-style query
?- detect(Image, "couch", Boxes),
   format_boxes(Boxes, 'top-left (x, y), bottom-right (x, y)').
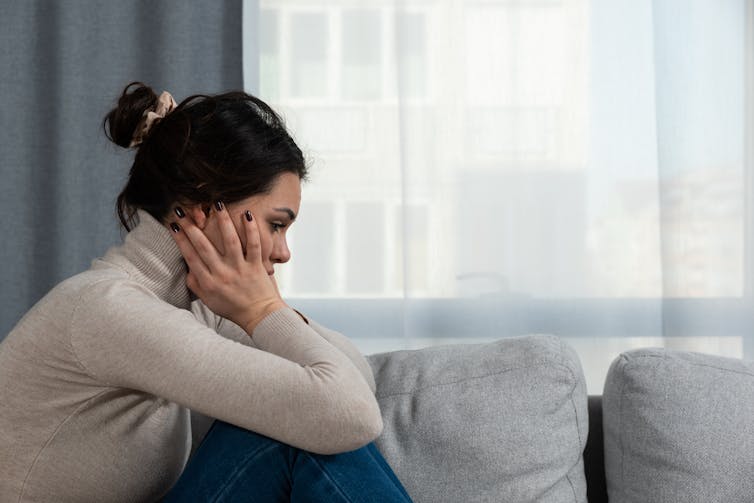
top-left (364, 336), bottom-right (754, 503)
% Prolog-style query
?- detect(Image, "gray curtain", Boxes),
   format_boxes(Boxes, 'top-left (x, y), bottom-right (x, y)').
top-left (0, 1), bottom-right (244, 338)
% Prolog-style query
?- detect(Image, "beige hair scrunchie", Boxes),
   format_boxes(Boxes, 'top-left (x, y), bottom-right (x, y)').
top-left (129, 91), bottom-right (177, 148)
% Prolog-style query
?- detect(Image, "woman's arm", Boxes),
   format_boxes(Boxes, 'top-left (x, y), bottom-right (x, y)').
top-left (306, 319), bottom-right (376, 395)
top-left (192, 299), bottom-right (258, 349)
top-left (76, 202), bottom-right (382, 454)
top-left (200, 301), bottom-right (376, 395)
top-left (70, 280), bottom-right (382, 455)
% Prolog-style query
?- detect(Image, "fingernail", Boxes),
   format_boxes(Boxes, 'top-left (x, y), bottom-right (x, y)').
top-left (174, 207), bottom-right (185, 218)
top-left (245, 210), bottom-right (252, 222)
top-left (170, 222), bottom-right (180, 233)
top-left (214, 201), bottom-right (224, 211)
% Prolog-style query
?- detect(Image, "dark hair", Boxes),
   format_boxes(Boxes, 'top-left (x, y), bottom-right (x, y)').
top-left (103, 82), bottom-right (308, 231)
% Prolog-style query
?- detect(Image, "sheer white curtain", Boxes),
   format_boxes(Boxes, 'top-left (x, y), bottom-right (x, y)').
top-left (243, 0), bottom-right (752, 393)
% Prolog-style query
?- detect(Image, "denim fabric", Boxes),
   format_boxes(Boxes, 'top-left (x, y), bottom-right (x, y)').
top-left (163, 420), bottom-right (414, 502)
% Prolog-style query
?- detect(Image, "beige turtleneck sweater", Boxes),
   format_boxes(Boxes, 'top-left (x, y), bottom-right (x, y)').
top-left (0, 210), bottom-right (381, 503)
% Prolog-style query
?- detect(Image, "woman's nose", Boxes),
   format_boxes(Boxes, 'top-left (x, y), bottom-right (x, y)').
top-left (271, 237), bottom-right (291, 264)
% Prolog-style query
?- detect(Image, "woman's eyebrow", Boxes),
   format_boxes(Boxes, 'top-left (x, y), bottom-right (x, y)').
top-left (273, 207), bottom-right (296, 221)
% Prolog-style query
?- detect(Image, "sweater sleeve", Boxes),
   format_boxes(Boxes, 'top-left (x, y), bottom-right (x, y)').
top-left (69, 279), bottom-right (383, 455)
top-left (190, 299), bottom-right (258, 349)
top-left (307, 319), bottom-right (376, 395)
top-left (199, 301), bottom-right (376, 395)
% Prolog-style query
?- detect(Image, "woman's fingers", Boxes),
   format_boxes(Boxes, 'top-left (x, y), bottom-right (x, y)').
top-left (174, 205), bottom-right (207, 231)
top-left (182, 225), bottom-right (222, 270)
top-left (212, 201), bottom-right (244, 264)
top-left (242, 210), bottom-right (263, 265)
top-left (172, 211), bottom-right (223, 274)
top-left (170, 204), bottom-right (285, 332)
top-left (168, 219), bottom-right (212, 284)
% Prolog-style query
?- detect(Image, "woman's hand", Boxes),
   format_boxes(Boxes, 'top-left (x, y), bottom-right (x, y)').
top-left (168, 202), bottom-right (287, 334)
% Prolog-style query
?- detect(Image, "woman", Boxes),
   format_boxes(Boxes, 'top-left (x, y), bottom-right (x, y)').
top-left (0, 82), bottom-right (413, 502)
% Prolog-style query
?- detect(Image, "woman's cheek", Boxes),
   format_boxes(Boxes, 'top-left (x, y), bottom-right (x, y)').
top-left (259, 232), bottom-right (269, 256)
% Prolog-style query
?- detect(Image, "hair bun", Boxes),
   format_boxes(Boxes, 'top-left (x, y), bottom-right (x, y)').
top-left (103, 82), bottom-right (158, 148)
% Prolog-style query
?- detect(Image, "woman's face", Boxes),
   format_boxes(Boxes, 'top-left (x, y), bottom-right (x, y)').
top-left (183, 172), bottom-right (302, 276)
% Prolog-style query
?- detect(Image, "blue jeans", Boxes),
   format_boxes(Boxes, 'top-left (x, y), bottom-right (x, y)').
top-left (162, 420), bottom-right (414, 502)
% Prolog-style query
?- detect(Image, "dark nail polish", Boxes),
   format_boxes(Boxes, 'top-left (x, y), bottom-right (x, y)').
top-left (245, 210), bottom-right (252, 222)
top-left (174, 207), bottom-right (185, 218)
top-left (214, 201), bottom-right (224, 211)
top-left (170, 222), bottom-right (180, 233)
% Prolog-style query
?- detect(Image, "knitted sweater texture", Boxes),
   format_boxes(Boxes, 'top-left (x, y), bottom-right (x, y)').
top-left (0, 210), bottom-right (380, 503)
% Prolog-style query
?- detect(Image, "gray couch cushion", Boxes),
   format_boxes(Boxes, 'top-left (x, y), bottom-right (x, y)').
top-left (366, 335), bottom-right (588, 503)
top-left (603, 348), bottom-right (754, 503)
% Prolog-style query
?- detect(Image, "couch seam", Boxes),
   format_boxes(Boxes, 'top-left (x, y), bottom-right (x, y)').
top-left (374, 361), bottom-right (573, 399)
top-left (625, 353), bottom-right (754, 378)
top-left (377, 346), bottom-right (585, 501)
top-left (617, 354), bottom-right (628, 499)
top-left (565, 473), bottom-right (578, 502)
top-left (559, 338), bottom-right (581, 503)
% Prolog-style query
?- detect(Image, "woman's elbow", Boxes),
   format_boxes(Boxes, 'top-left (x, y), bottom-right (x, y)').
top-left (314, 395), bottom-right (384, 455)
top-left (303, 364), bottom-right (384, 453)
top-left (359, 397), bottom-right (384, 442)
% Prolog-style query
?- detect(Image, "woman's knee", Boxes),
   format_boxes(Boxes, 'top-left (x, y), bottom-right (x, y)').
top-left (207, 420), bottom-right (284, 446)
top-left (165, 421), bottom-right (293, 501)
top-left (191, 420), bottom-right (293, 470)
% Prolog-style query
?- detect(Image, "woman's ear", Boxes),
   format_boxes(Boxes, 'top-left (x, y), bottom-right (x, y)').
top-left (185, 204), bottom-right (208, 229)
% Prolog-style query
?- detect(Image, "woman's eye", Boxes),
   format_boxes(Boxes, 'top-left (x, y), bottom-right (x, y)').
top-left (271, 222), bottom-right (285, 232)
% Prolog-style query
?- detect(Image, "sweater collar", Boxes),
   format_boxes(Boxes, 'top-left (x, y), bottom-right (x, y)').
top-left (95, 209), bottom-right (192, 309)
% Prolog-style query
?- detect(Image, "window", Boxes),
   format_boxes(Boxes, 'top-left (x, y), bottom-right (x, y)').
top-left (248, 0), bottom-right (751, 393)
top-left (342, 9), bottom-right (382, 101)
top-left (289, 13), bottom-right (328, 98)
